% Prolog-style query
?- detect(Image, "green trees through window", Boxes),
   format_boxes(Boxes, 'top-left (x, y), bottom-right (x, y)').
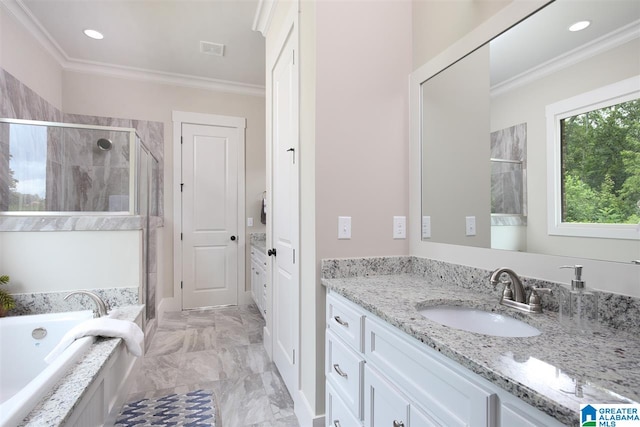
top-left (561, 98), bottom-right (640, 224)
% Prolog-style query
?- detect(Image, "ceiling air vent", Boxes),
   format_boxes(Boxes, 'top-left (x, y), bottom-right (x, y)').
top-left (200, 41), bottom-right (225, 57)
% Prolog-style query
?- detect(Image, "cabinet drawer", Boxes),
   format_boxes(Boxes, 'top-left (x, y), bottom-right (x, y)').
top-left (326, 381), bottom-right (362, 427)
top-left (365, 317), bottom-right (497, 427)
top-left (327, 292), bottom-right (365, 352)
top-left (364, 365), bottom-right (442, 427)
top-left (326, 330), bottom-right (364, 419)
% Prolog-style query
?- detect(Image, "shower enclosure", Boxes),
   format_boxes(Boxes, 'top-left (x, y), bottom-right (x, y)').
top-left (0, 118), bottom-right (159, 323)
top-left (0, 118), bottom-right (158, 215)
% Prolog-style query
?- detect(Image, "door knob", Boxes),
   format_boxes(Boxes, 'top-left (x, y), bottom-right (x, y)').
top-left (230, 235), bottom-right (237, 241)
top-left (267, 248), bottom-right (277, 256)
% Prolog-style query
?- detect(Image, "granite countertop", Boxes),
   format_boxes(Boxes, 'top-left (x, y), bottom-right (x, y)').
top-left (322, 274), bottom-right (640, 426)
top-left (21, 305), bottom-right (144, 426)
top-left (250, 232), bottom-right (266, 255)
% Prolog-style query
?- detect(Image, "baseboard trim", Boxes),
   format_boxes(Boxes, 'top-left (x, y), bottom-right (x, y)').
top-left (158, 297), bottom-right (180, 319)
top-left (294, 389), bottom-right (325, 427)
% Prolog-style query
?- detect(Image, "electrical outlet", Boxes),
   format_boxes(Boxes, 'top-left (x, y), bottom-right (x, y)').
top-left (338, 216), bottom-right (351, 239)
top-left (465, 216), bottom-right (476, 236)
top-left (422, 216), bottom-right (431, 239)
top-left (393, 216), bottom-right (406, 239)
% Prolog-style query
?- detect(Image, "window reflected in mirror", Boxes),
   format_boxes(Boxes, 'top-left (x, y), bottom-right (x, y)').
top-left (560, 98), bottom-right (640, 225)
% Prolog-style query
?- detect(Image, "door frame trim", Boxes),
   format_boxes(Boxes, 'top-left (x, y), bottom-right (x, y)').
top-left (170, 110), bottom-right (247, 311)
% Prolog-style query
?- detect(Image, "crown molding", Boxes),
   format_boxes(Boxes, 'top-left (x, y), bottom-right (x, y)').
top-left (65, 59), bottom-right (265, 97)
top-left (2, 0), bottom-right (265, 97)
top-left (2, 0), bottom-right (68, 64)
top-left (491, 20), bottom-right (640, 97)
top-left (252, 0), bottom-right (277, 37)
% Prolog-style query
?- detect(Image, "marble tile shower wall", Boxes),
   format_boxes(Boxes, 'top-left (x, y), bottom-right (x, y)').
top-left (42, 126), bottom-right (131, 212)
top-left (0, 68), bottom-right (64, 211)
top-left (490, 122), bottom-right (527, 223)
top-left (1, 67), bottom-right (164, 319)
top-left (321, 256), bottom-right (640, 334)
top-left (0, 68), bottom-right (164, 218)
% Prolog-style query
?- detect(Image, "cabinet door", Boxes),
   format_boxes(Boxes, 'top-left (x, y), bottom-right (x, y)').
top-left (500, 397), bottom-right (566, 427)
top-left (365, 317), bottom-right (496, 427)
top-left (364, 365), bottom-right (410, 427)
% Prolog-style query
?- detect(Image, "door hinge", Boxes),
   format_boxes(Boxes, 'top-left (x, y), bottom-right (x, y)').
top-left (292, 50), bottom-right (295, 65)
top-left (180, 183), bottom-right (184, 192)
top-left (293, 349), bottom-right (295, 364)
top-left (181, 136), bottom-right (183, 144)
top-left (293, 249), bottom-right (295, 264)
top-left (180, 233), bottom-right (183, 241)
top-left (180, 281), bottom-right (183, 289)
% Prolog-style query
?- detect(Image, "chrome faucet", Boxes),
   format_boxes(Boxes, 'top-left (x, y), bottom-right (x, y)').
top-left (65, 290), bottom-right (109, 317)
top-left (489, 267), bottom-right (551, 314)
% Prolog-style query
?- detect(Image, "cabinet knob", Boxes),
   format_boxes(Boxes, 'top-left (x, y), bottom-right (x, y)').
top-left (267, 248), bottom-right (276, 256)
top-left (393, 421), bottom-right (405, 427)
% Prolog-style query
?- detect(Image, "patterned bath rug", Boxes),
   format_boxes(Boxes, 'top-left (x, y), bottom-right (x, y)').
top-left (115, 389), bottom-right (219, 427)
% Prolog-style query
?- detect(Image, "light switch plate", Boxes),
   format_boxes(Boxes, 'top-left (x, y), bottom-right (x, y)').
top-left (393, 216), bottom-right (406, 239)
top-left (422, 216), bottom-right (431, 239)
top-left (465, 216), bottom-right (476, 236)
top-left (247, 217), bottom-right (253, 227)
top-left (338, 216), bottom-right (351, 239)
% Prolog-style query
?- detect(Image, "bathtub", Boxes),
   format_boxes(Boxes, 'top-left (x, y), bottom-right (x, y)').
top-left (0, 310), bottom-right (95, 427)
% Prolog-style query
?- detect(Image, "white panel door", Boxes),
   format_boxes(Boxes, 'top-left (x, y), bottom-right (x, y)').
top-left (271, 28), bottom-right (299, 395)
top-left (182, 123), bottom-right (238, 309)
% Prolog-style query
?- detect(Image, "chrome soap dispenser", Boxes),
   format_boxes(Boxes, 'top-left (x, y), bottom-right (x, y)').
top-left (558, 265), bottom-right (598, 333)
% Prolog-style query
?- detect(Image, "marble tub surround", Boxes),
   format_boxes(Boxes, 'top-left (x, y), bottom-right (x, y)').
top-left (250, 232), bottom-right (266, 254)
top-left (20, 305), bottom-right (144, 427)
top-left (9, 287), bottom-right (139, 316)
top-left (322, 259), bottom-right (640, 426)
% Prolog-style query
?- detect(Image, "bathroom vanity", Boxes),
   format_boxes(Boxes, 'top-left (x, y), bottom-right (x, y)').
top-left (322, 257), bottom-right (640, 427)
top-left (250, 233), bottom-right (267, 318)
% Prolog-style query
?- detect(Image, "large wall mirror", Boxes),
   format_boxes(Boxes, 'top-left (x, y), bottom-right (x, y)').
top-left (420, 0), bottom-right (640, 263)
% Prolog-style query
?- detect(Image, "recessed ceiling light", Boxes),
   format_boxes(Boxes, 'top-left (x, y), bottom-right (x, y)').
top-left (569, 21), bottom-right (591, 32)
top-left (83, 29), bottom-right (104, 40)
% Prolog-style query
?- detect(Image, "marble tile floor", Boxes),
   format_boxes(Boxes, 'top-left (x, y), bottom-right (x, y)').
top-left (124, 304), bottom-right (299, 427)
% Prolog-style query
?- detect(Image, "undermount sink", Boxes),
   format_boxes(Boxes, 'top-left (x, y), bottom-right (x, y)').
top-left (418, 305), bottom-right (541, 337)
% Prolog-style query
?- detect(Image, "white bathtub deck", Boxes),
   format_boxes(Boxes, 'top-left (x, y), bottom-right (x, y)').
top-left (19, 305), bottom-right (144, 427)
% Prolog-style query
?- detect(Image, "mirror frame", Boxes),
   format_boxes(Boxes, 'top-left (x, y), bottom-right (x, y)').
top-left (409, 0), bottom-right (640, 296)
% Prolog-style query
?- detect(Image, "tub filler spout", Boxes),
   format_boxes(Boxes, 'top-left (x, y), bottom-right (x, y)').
top-left (64, 291), bottom-right (109, 317)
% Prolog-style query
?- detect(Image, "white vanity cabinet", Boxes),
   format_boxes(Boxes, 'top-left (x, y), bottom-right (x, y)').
top-left (325, 290), bottom-right (566, 427)
top-left (250, 247), bottom-right (267, 318)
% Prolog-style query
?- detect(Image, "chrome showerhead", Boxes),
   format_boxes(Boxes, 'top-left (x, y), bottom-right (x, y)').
top-left (97, 138), bottom-right (112, 151)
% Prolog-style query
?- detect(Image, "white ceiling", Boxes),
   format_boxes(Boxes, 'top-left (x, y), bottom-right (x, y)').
top-left (490, 0), bottom-right (640, 88)
top-left (13, 0), bottom-right (266, 95)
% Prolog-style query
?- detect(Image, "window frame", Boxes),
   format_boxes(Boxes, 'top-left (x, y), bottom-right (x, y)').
top-left (546, 76), bottom-right (640, 240)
